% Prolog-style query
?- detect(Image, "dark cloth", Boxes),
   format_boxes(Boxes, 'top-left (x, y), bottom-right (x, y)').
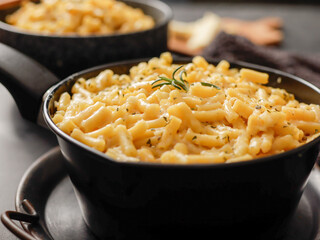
top-left (202, 32), bottom-right (320, 88)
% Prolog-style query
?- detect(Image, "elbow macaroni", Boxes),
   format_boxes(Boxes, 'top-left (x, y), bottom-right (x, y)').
top-left (52, 52), bottom-right (320, 164)
top-left (6, 0), bottom-right (155, 36)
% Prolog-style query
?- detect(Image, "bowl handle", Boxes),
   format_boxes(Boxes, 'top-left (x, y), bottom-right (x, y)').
top-left (1, 199), bottom-right (39, 240)
top-left (0, 43), bottom-right (59, 123)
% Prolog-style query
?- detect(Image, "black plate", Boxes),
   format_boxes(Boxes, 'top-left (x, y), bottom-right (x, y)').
top-left (10, 147), bottom-right (320, 239)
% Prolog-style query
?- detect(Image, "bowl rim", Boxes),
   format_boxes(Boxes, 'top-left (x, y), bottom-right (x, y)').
top-left (0, 0), bottom-right (173, 39)
top-left (43, 56), bottom-right (320, 169)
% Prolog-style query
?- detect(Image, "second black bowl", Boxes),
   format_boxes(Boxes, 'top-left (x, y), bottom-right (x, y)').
top-left (0, 0), bottom-right (172, 78)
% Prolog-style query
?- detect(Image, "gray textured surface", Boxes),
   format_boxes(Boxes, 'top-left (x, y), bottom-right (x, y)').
top-left (0, 84), bottom-right (57, 240)
top-left (0, 2), bottom-right (320, 239)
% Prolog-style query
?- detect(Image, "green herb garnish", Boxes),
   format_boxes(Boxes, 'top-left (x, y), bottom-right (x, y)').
top-left (151, 65), bottom-right (220, 92)
top-left (200, 82), bottom-right (220, 89)
top-left (151, 65), bottom-right (188, 92)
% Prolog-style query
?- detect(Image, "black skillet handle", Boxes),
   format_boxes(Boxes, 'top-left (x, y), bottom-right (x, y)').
top-left (1, 200), bottom-right (38, 240)
top-left (0, 42), bottom-right (59, 123)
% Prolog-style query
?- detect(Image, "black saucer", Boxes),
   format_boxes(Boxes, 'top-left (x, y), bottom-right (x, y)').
top-left (11, 147), bottom-right (320, 239)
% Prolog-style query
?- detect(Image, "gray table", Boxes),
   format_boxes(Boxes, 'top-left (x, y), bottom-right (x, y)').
top-left (1, 2), bottom-right (320, 239)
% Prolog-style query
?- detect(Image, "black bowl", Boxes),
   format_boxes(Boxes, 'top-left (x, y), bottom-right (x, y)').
top-left (41, 58), bottom-right (320, 240)
top-left (0, 0), bottom-right (172, 78)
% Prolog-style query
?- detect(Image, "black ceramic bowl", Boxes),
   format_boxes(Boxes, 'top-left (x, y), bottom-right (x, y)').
top-left (43, 61), bottom-right (320, 239)
top-left (1, 43), bottom-right (320, 240)
top-left (0, 0), bottom-right (172, 78)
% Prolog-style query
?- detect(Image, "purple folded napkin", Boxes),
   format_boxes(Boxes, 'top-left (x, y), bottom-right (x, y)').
top-left (202, 32), bottom-right (320, 88)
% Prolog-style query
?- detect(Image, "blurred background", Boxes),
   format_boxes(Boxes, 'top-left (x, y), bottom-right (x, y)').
top-left (163, 0), bottom-right (320, 54)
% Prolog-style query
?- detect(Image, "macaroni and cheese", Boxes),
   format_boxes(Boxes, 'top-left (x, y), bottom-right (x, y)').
top-left (6, 0), bottom-right (155, 35)
top-left (52, 52), bottom-right (320, 164)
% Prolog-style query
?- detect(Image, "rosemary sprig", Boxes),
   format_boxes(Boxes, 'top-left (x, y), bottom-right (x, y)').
top-left (151, 65), bottom-right (220, 92)
top-left (200, 82), bottom-right (220, 90)
top-left (151, 65), bottom-right (189, 92)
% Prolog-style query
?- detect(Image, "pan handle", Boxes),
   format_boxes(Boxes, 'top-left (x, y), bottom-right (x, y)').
top-left (0, 0), bottom-right (21, 10)
top-left (0, 42), bottom-right (59, 123)
top-left (1, 199), bottom-right (38, 240)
